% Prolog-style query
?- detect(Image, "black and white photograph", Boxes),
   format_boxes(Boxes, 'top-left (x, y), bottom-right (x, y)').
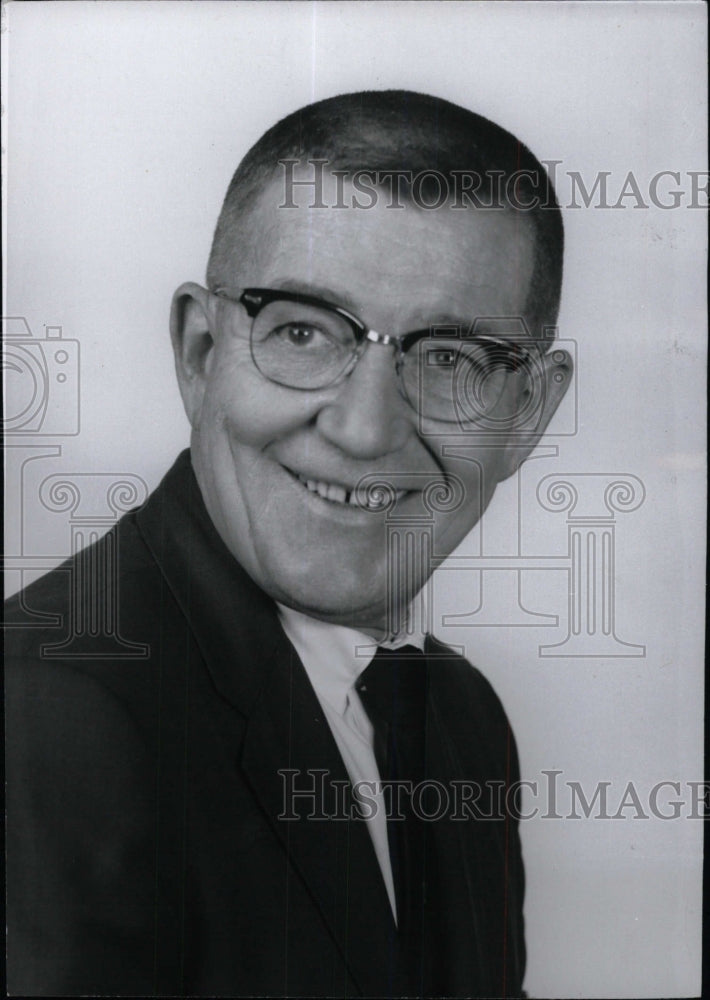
top-left (3, 2), bottom-right (706, 997)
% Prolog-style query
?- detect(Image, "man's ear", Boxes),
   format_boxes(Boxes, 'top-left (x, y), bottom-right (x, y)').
top-left (500, 346), bottom-right (573, 480)
top-left (170, 282), bottom-right (217, 428)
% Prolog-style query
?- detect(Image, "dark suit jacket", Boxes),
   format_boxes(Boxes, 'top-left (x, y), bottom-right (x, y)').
top-left (5, 450), bottom-right (526, 997)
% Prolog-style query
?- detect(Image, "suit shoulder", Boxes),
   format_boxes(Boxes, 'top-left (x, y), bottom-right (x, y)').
top-left (427, 636), bottom-right (520, 772)
top-left (4, 508), bottom-right (167, 661)
top-left (428, 635), bottom-right (510, 719)
top-left (6, 653), bottom-right (148, 765)
top-left (4, 506), bottom-right (174, 756)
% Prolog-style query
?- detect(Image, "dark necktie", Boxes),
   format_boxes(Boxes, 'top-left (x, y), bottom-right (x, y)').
top-left (356, 644), bottom-right (431, 995)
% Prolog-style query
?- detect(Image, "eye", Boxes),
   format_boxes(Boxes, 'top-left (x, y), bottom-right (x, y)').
top-left (272, 322), bottom-right (328, 347)
top-left (426, 347), bottom-right (458, 368)
top-left (426, 345), bottom-right (486, 370)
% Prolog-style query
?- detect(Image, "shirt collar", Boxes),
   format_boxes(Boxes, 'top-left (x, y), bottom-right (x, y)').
top-left (277, 597), bottom-right (427, 717)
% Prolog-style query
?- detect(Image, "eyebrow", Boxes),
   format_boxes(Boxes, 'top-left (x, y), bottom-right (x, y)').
top-left (269, 278), bottom-right (476, 333)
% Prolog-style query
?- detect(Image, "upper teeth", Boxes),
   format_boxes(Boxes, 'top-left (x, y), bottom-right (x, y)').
top-left (296, 474), bottom-right (405, 509)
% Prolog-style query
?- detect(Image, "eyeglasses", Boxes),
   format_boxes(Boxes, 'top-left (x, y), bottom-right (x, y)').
top-left (213, 286), bottom-right (536, 426)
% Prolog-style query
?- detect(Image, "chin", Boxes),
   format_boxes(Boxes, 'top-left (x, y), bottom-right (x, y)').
top-left (263, 562), bottom-right (388, 627)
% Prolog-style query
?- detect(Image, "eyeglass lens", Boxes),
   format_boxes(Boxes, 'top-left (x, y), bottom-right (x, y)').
top-left (250, 299), bottom-right (530, 425)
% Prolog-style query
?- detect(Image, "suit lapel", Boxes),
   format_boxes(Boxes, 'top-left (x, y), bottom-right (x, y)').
top-left (135, 452), bottom-right (396, 995)
top-left (135, 451), bottom-right (281, 713)
top-left (241, 637), bottom-right (399, 996)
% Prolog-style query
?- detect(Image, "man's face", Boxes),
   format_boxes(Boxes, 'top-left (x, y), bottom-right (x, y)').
top-left (174, 174), bottom-right (566, 634)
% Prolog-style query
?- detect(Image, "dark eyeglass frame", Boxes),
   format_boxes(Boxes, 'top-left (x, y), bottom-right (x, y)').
top-left (213, 286), bottom-right (535, 410)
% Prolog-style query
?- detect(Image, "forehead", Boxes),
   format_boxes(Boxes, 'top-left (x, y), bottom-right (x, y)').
top-left (228, 172), bottom-right (535, 330)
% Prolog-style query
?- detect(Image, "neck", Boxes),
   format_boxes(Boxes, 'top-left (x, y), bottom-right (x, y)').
top-left (276, 591), bottom-right (428, 645)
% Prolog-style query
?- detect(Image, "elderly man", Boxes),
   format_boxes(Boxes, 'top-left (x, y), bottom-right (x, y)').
top-left (6, 90), bottom-right (570, 997)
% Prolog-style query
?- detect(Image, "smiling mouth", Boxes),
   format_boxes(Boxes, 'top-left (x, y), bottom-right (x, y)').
top-left (290, 470), bottom-right (407, 510)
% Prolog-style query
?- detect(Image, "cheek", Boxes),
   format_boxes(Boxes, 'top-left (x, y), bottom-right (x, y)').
top-left (201, 349), bottom-right (291, 449)
top-left (432, 451), bottom-right (509, 545)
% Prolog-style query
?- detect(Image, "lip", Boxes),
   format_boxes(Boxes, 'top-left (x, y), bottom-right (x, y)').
top-left (280, 464), bottom-right (413, 519)
top-left (279, 462), bottom-right (429, 495)
top-left (284, 466), bottom-right (359, 495)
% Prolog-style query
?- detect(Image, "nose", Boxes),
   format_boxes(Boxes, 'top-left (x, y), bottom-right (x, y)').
top-left (315, 343), bottom-right (415, 459)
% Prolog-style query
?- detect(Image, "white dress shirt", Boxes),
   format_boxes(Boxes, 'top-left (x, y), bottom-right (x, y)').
top-left (276, 600), bottom-right (427, 923)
